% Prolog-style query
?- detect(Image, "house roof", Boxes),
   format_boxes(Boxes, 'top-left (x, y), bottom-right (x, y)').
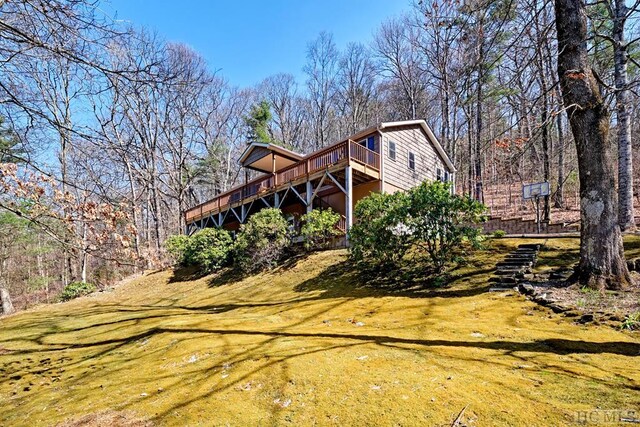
top-left (238, 142), bottom-right (304, 173)
top-left (332, 119), bottom-right (456, 173)
top-left (238, 120), bottom-right (456, 174)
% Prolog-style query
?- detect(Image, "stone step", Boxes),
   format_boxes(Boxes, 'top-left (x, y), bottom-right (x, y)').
top-left (496, 261), bottom-right (533, 267)
top-left (491, 244), bottom-right (541, 290)
top-left (496, 266), bottom-right (529, 271)
top-left (505, 260), bottom-right (536, 267)
top-left (489, 276), bottom-right (518, 284)
top-left (505, 254), bottom-right (536, 259)
top-left (518, 244), bottom-right (541, 250)
top-left (489, 286), bottom-right (516, 291)
top-left (504, 253), bottom-right (536, 260)
top-left (513, 249), bottom-right (538, 255)
top-left (498, 266), bottom-right (531, 271)
top-left (497, 274), bottom-right (526, 281)
top-left (497, 263), bottom-right (530, 269)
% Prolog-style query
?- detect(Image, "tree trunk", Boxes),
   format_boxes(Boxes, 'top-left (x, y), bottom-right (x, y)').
top-left (555, 0), bottom-right (631, 290)
top-left (124, 160), bottom-right (141, 259)
top-left (0, 286), bottom-right (14, 315)
top-left (81, 222), bottom-right (88, 284)
top-left (613, 0), bottom-right (635, 231)
top-left (554, 96), bottom-right (566, 208)
top-left (540, 64), bottom-right (551, 222)
top-left (467, 106), bottom-right (474, 198)
top-left (474, 71), bottom-right (484, 203)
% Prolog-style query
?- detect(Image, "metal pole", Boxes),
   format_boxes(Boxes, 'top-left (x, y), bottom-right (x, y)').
top-left (536, 196), bottom-right (541, 234)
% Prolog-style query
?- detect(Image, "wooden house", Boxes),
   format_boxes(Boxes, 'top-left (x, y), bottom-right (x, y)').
top-left (184, 119), bottom-right (456, 238)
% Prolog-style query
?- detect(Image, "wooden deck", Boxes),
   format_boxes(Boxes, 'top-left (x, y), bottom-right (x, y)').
top-left (185, 139), bottom-right (380, 224)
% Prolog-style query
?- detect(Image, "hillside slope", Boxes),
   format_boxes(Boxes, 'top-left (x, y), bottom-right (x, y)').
top-left (1, 239), bottom-right (639, 426)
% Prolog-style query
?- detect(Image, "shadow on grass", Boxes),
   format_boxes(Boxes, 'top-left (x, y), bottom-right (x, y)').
top-left (5, 324), bottom-right (639, 358)
top-left (165, 251), bottom-right (317, 288)
top-left (207, 251), bottom-right (316, 288)
top-left (168, 265), bottom-right (210, 283)
top-left (293, 258), bottom-right (493, 300)
top-left (2, 315), bottom-right (637, 425)
top-left (170, 242), bottom-right (503, 299)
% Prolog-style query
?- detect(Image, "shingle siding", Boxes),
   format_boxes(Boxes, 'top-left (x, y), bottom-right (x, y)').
top-left (381, 124), bottom-right (449, 191)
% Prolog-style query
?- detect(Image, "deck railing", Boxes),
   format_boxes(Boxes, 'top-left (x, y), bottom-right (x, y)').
top-left (185, 139), bottom-right (380, 223)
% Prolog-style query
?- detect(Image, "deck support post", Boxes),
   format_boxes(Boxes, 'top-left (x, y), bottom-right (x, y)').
top-left (306, 180), bottom-right (313, 213)
top-left (241, 204), bottom-right (246, 223)
top-left (345, 165), bottom-right (353, 241)
top-left (379, 134), bottom-right (385, 193)
top-left (274, 191), bottom-right (280, 208)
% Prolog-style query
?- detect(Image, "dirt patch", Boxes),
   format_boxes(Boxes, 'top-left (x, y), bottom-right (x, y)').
top-left (56, 411), bottom-right (153, 427)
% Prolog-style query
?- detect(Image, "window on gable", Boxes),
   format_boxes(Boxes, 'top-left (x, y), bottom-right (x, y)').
top-left (444, 170), bottom-right (450, 182)
top-left (408, 151), bottom-right (416, 171)
top-left (388, 140), bottom-right (396, 161)
top-left (437, 168), bottom-right (443, 181)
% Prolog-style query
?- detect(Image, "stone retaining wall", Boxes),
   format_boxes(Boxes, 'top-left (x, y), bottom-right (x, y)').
top-left (483, 216), bottom-right (579, 235)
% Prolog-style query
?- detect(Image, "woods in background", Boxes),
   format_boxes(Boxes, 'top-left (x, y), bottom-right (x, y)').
top-left (1, 0), bottom-right (640, 308)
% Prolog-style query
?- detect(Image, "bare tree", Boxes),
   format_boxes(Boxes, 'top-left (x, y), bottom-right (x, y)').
top-left (157, 43), bottom-right (211, 234)
top-left (373, 16), bottom-right (426, 120)
top-left (336, 43), bottom-right (377, 135)
top-left (260, 73), bottom-right (307, 149)
top-left (304, 32), bottom-right (339, 148)
top-left (415, 0), bottom-right (466, 164)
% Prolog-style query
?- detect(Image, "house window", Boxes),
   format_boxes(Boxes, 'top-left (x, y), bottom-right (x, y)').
top-left (444, 171), bottom-right (450, 182)
top-left (408, 152), bottom-right (416, 171)
top-left (437, 168), bottom-right (443, 182)
top-left (359, 136), bottom-right (375, 151)
top-left (388, 140), bottom-right (396, 161)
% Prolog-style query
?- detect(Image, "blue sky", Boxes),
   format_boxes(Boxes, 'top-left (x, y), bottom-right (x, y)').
top-left (103, 1), bottom-right (411, 87)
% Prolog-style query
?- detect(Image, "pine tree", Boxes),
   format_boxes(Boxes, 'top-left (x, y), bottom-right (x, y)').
top-left (244, 100), bottom-right (273, 143)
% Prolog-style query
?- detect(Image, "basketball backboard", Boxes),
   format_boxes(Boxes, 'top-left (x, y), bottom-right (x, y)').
top-left (523, 181), bottom-right (550, 200)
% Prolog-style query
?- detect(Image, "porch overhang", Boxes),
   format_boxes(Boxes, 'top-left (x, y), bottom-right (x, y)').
top-left (239, 142), bottom-right (304, 173)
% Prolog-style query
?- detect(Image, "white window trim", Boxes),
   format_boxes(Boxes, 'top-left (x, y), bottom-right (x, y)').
top-left (388, 140), bottom-right (397, 161)
top-left (408, 151), bottom-right (416, 171)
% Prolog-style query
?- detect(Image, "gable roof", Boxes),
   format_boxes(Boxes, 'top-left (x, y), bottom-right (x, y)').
top-left (378, 120), bottom-right (456, 172)
top-left (238, 142), bottom-right (304, 173)
top-left (238, 120), bottom-right (456, 174)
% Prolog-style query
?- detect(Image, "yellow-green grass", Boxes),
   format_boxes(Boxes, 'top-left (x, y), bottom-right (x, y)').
top-left (1, 238), bottom-right (639, 426)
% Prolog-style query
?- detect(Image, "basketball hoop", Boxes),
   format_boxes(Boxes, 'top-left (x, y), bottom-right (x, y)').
top-left (522, 182), bottom-right (550, 234)
top-left (523, 182), bottom-right (550, 200)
